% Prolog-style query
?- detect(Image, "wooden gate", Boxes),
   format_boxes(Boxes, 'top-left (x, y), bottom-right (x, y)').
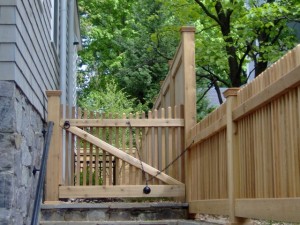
top-left (60, 107), bottom-right (185, 199)
top-left (45, 92), bottom-right (185, 201)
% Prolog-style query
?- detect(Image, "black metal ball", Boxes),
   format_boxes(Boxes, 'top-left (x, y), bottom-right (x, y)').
top-left (143, 185), bottom-right (151, 194)
top-left (64, 121), bottom-right (70, 129)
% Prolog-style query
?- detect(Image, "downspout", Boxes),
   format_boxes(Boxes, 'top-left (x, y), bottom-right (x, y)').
top-left (59, 0), bottom-right (67, 184)
top-left (67, 0), bottom-right (75, 185)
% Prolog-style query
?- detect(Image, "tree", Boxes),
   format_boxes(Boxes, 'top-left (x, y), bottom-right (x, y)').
top-left (159, 0), bottom-right (299, 102)
top-left (78, 0), bottom-right (179, 109)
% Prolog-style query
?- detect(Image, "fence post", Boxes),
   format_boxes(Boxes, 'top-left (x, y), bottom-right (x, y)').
top-left (45, 90), bottom-right (62, 203)
top-left (224, 88), bottom-right (246, 224)
top-left (181, 26), bottom-right (196, 148)
top-left (180, 26), bottom-right (197, 202)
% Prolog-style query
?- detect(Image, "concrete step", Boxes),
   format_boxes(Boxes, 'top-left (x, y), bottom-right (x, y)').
top-left (40, 220), bottom-right (218, 225)
top-left (40, 202), bottom-right (189, 223)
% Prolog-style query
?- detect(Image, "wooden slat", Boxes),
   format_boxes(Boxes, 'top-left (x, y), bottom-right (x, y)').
top-left (167, 107), bottom-right (173, 176)
top-left (102, 113), bottom-right (107, 186)
top-left (75, 108), bottom-right (81, 186)
top-left (233, 66), bottom-right (300, 121)
top-left (59, 185), bottom-right (185, 198)
top-left (147, 111), bottom-right (153, 184)
top-left (67, 126), bottom-right (183, 185)
top-left (179, 105), bottom-right (185, 184)
top-left (95, 112), bottom-right (100, 185)
top-left (89, 111), bottom-right (94, 186)
top-left (161, 108), bottom-right (166, 174)
top-left (71, 107), bottom-right (76, 185)
top-left (235, 198), bottom-right (300, 223)
top-left (121, 113), bottom-right (126, 185)
top-left (60, 118), bottom-right (184, 127)
top-left (108, 113), bottom-right (113, 185)
top-left (82, 110), bottom-right (88, 185)
top-left (296, 86), bottom-right (300, 197)
top-left (135, 112), bottom-right (142, 185)
top-left (189, 199), bottom-right (229, 216)
top-left (141, 112), bottom-right (147, 184)
top-left (173, 106), bottom-right (178, 181)
top-left (153, 109), bottom-right (158, 185)
top-left (115, 113), bottom-right (120, 185)
top-left (129, 113), bottom-right (134, 185)
top-left (187, 116), bottom-right (226, 148)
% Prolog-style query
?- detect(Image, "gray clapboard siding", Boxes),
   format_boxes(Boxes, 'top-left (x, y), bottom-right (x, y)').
top-left (15, 6), bottom-right (57, 90)
top-left (0, 62), bottom-right (15, 79)
top-left (0, 0), bottom-right (79, 119)
top-left (17, 1), bottom-right (58, 87)
top-left (0, 1), bottom-right (58, 119)
top-left (0, 6), bottom-right (16, 23)
top-left (0, 24), bottom-right (17, 42)
top-left (0, 0), bottom-right (16, 6)
top-left (0, 43), bottom-right (15, 61)
top-left (0, 42), bottom-right (46, 113)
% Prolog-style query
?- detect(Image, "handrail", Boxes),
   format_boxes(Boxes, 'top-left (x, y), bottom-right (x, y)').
top-left (31, 121), bottom-right (54, 225)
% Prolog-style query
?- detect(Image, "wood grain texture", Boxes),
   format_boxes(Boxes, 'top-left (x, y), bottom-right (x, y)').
top-left (59, 185), bottom-right (185, 198)
top-left (66, 126), bottom-right (183, 185)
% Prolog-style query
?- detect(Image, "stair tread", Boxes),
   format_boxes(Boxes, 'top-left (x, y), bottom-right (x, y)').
top-left (41, 202), bottom-right (189, 209)
top-left (40, 202), bottom-right (190, 224)
top-left (40, 220), bottom-right (218, 225)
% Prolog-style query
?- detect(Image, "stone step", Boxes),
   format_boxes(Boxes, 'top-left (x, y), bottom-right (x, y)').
top-left (40, 220), bottom-right (218, 225)
top-left (40, 202), bottom-right (189, 222)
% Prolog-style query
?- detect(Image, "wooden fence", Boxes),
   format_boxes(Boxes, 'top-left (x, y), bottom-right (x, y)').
top-left (44, 25), bottom-right (300, 223)
top-left (187, 44), bottom-right (300, 223)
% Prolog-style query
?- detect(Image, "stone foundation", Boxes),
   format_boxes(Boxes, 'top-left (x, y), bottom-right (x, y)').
top-left (0, 81), bottom-right (45, 225)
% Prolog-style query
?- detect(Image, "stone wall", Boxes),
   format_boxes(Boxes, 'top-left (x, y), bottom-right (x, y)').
top-left (0, 81), bottom-right (45, 225)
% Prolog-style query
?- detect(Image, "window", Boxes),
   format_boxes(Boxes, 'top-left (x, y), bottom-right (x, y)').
top-left (50, 0), bottom-right (59, 51)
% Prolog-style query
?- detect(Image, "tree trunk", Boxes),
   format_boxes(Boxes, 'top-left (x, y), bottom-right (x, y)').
top-left (255, 61), bottom-right (268, 77)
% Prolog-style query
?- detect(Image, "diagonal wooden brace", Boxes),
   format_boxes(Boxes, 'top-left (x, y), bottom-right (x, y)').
top-left (66, 126), bottom-right (183, 185)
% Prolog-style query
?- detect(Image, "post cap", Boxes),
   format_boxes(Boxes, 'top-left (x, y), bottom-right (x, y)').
top-left (46, 90), bottom-right (62, 97)
top-left (223, 88), bottom-right (240, 98)
top-left (180, 26), bottom-right (196, 33)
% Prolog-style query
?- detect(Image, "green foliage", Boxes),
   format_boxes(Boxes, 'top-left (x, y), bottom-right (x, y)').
top-left (78, 76), bottom-right (144, 114)
top-left (77, 0), bottom-right (299, 120)
top-left (78, 0), bottom-right (178, 109)
top-left (159, 0), bottom-right (299, 87)
top-left (76, 166), bottom-right (103, 186)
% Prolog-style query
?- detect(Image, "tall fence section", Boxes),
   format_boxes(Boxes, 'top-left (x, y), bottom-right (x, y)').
top-left (44, 26), bottom-right (300, 223)
top-left (187, 44), bottom-right (300, 223)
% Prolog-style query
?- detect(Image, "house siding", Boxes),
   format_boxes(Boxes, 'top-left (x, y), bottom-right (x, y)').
top-left (0, 0), bottom-right (80, 224)
top-left (0, 1), bottom-right (59, 119)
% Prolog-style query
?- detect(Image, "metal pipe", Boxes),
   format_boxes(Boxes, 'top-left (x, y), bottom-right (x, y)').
top-left (31, 122), bottom-right (54, 225)
top-left (66, 0), bottom-right (76, 186)
top-left (59, 0), bottom-right (68, 183)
